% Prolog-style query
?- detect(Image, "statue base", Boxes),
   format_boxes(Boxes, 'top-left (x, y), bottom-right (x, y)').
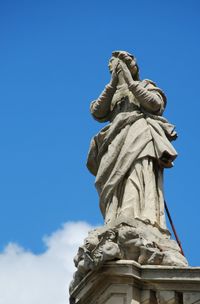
top-left (70, 260), bottom-right (200, 304)
top-left (70, 219), bottom-right (188, 291)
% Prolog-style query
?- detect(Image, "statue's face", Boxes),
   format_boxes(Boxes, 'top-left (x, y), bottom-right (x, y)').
top-left (108, 57), bottom-right (119, 73)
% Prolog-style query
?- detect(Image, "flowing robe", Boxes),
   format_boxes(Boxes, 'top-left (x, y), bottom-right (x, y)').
top-left (87, 80), bottom-right (177, 230)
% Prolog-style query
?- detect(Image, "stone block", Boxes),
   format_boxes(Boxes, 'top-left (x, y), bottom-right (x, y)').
top-left (70, 260), bottom-right (200, 304)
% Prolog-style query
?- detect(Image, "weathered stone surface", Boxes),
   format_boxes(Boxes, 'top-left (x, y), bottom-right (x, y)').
top-left (69, 51), bottom-right (192, 302)
top-left (83, 51), bottom-right (187, 274)
top-left (87, 50), bottom-right (177, 231)
top-left (70, 261), bottom-right (200, 304)
top-left (70, 218), bottom-right (187, 291)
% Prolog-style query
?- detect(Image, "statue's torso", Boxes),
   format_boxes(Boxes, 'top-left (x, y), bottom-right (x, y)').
top-left (110, 83), bottom-right (141, 122)
top-left (109, 83), bottom-right (156, 159)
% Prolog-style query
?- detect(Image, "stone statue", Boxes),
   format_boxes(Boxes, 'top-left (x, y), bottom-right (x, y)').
top-left (87, 50), bottom-right (177, 230)
top-left (69, 51), bottom-right (188, 293)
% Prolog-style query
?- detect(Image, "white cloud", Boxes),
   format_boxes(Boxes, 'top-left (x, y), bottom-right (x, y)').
top-left (0, 222), bottom-right (93, 304)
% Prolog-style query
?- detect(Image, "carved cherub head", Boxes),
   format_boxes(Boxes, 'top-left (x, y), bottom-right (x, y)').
top-left (108, 50), bottom-right (140, 80)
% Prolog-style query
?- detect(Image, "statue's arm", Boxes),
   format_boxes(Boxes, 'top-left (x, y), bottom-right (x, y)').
top-left (119, 61), bottom-right (166, 115)
top-left (129, 80), bottom-right (166, 115)
top-left (90, 84), bottom-right (116, 122)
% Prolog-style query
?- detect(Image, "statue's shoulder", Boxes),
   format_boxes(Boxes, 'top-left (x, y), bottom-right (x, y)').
top-left (141, 79), bottom-right (157, 88)
top-left (142, 79), bottom-right (167, 108)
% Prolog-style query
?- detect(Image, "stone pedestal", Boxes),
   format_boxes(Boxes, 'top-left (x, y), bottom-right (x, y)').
top-left (70, 260), bottom-right (200, 304)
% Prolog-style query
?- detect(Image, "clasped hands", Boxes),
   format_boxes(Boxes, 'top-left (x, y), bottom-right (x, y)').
top-left (109, 59), bottom-right (134, 88)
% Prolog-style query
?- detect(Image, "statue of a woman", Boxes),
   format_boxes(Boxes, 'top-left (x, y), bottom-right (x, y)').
top-left (87, 51), bottom-right (177, 231)
top-left (70, 52), bottom-right (187, 293)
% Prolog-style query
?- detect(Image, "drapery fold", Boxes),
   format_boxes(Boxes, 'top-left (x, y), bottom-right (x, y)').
top-left (87, 111), bottom-right (177, 218)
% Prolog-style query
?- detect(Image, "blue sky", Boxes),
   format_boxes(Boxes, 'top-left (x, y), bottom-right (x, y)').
top-left (0, 0), bottom-right (200, 282)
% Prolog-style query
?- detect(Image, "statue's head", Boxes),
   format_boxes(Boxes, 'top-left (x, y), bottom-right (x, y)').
top-left (108, 50), bottom-right (140, 81)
